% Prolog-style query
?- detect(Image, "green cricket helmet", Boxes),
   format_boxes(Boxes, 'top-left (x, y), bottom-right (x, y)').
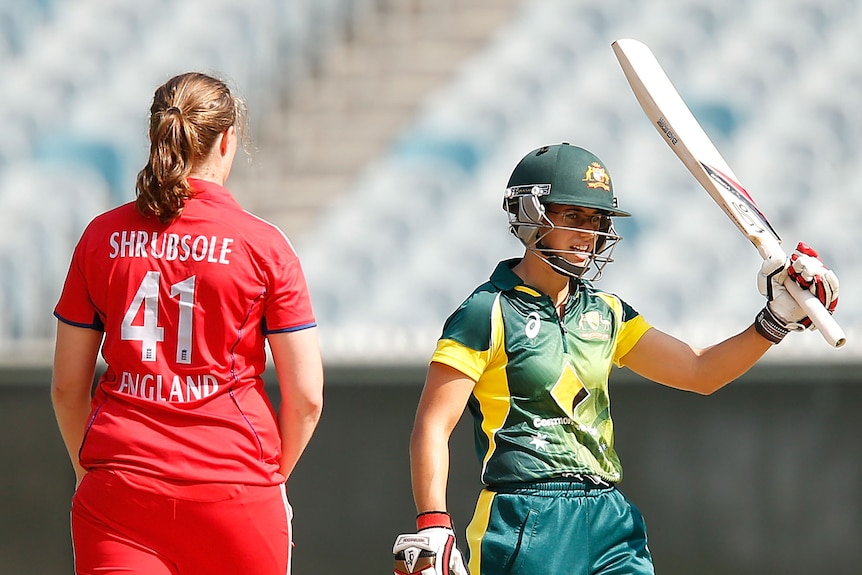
top-left (503, 143), bottom-right (631, 279)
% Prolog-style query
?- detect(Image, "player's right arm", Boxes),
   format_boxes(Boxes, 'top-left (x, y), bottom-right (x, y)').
top-left (410, 361), bottom-right (475, 514)
top-left (51, 321), bottom-right (103, 486)
top-left (394, 361), bottom-right (473, 575)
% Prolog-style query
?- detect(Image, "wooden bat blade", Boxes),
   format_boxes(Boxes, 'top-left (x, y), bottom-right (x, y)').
top-left (611, 38), bottom-right (846, 348)
top-left (611, 38), bottom-right (780, 256)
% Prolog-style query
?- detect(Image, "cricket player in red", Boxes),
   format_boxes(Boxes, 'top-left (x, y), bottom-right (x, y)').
top-left (51, 72), bottom-right (324, 575)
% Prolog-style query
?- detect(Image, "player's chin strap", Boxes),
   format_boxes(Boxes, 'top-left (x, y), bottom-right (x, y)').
top-left (545, 254), bottom-right (590, 278)
top-left (534, 242), bottom-right (591, 279)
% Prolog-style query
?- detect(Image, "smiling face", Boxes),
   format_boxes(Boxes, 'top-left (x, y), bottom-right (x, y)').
top-left (504, 144), bottom-right (629, 280)
top-left (532, 204), bottom-right (615, 272)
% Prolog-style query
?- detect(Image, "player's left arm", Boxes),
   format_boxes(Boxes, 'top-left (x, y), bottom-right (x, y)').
top-left (268, 327), bottom-right (324, 480)
top-left (51, 321), bottom-right (103, 486)
top-left (620, 243), bottom-right (839, 394)
top-left (619, 324), bottom-right (771, 394)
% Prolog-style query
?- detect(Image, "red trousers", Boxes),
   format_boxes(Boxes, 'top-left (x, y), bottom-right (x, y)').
top-left (71, 469), bottom-right (292, 575)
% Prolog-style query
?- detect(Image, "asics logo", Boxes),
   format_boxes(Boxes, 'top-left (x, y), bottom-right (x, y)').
top-left (525, 312), bottom-right (541, 338)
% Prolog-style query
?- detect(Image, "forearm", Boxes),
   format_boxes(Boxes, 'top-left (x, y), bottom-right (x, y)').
top-left (52, 322), bottom-right (102, 484)
top-left (51, 383), bottom-right (92, 482)
top-left (410, 422), bottom-right (452, 513)
top-left (686, 324), bottom-right (773, 393)
top-left (408, 362), bottom-right (476, 514)
top-left (277, 398), bottom-right (322, 479)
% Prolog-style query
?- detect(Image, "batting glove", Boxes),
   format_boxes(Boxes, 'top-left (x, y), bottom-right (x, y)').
top-left (756, 242), bottom-right (839, 343)
top-left (393, 511), bottom-right (468, 575)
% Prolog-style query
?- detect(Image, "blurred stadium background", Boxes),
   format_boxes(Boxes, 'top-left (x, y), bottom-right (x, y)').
top-left (1, 0), bottom-right (860, 573)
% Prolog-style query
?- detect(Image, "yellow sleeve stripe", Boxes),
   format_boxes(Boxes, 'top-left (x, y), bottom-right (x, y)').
top-left (613, 314), bottom-right (652, 367)
top-left (431, 339), bottom-right (485, 382)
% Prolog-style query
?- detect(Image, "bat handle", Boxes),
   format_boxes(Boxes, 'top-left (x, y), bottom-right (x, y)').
top-left (784, 279), bottom-right (846, 348)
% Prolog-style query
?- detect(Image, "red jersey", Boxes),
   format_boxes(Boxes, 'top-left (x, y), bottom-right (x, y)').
top-left (54, 179), bottom-right (316, 485)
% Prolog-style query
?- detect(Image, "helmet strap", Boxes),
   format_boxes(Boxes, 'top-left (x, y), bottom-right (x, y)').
top-left (535, 242), bottom-right (589, 278)
top-left (546, 255), bottom-right (588, 278)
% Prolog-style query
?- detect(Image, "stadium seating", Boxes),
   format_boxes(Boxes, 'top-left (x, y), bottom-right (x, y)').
top-left (0, 0), bottom-right (859, 361)
top-left (0, 0), bottom-right (371, 350)
top-left (298, 0), bottom-right (861, 360)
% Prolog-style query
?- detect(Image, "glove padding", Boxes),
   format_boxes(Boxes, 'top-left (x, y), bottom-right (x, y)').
top-left (756, 242), bottom-right (839, 340)
top-left (394, 512), bottom-right (468, 575)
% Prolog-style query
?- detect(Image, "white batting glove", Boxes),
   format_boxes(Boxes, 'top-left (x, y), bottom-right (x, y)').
top-left (394, 512), bottom-right (468, 575)
top-left (756, 242), bottom-right (839, 343)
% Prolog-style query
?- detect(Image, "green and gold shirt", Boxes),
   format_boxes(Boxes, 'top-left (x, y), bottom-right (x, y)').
top-left (431, 259), bottom-right (651, 485)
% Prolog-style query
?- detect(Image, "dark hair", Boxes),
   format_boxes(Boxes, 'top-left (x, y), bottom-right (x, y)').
top-left (135, 72), bottom-right (247, 223)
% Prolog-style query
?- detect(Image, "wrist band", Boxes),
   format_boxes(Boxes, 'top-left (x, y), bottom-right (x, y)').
top-left (417, 511), bottom-right (452, 531)
top-left (755, 306), bottom-right (789, 344)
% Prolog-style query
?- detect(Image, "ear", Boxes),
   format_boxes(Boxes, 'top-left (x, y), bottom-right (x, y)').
top-left (219, 126), bottom-right (236, 156)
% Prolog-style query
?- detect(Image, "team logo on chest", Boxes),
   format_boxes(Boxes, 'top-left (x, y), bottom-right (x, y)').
top-left (576, 310), bottom-right (612, 341)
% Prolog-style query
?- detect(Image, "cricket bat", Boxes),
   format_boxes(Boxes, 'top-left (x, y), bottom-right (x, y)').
top-left (611, 38), bottom-right (845, 348)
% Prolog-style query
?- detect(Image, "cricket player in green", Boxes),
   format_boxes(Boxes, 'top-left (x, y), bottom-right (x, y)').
top-left (393, 143), bottom-right (839, 575)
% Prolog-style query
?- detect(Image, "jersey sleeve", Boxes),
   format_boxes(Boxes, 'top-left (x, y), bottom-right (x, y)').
top-left (431, 339), bottom-right (487, 382)
top-left (54, 230), bottom-right (104, 330)
top-left (612, 299), bottom-right (652, 366)
top-left (430, 287), bottom-right (497, 381)
top-left (260, 235), bottom-right (316, 334)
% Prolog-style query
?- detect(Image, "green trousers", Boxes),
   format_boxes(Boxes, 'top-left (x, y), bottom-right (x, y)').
top-left (465, 480), bottom-right (654, 575)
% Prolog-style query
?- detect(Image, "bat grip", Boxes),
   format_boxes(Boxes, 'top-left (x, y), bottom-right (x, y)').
top-left (784, 279), bottom-right (846, 348)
